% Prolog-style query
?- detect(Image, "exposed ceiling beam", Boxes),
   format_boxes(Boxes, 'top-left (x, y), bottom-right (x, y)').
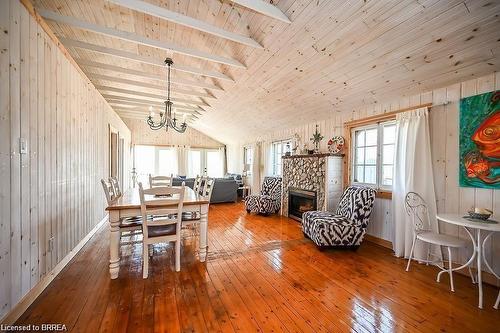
top-left (38, 9), bottom-right (246, 68)
top-left (231, 0), bottom-right (291, 23)
top-left (76, 58), bottom-right (223, 91)
top-left (59, 37), bottom-right (233, 81)
top-left (114, 105), bottom-right (201, 115)
top-left (116, 111), bottom-right (198, 123)
top-left (89, 74), bottom-right (215, 99)
top-left (101, 93), bottom-right (208, 107)
top-left (107, 100), bottom-right (205, 114)
top-left (107, 0), bottom-right (263, 49)
top-left (115, 107), bottom-right (200, 116)
top-left (96, 85), bottom-right (209, 103)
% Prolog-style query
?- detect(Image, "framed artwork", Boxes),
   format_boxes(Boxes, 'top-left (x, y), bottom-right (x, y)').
top-left (459, 90), bottom-right (499, 189)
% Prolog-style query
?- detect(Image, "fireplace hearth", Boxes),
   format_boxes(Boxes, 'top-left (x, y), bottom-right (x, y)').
top-left (288, 188), bottom-right (316, 221)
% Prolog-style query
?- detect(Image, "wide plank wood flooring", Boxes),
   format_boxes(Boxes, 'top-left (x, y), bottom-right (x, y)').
top-left (16, 202), bottom-right (500, 332)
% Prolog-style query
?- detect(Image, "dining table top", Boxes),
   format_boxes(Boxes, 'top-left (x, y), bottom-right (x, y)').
top-left (106, 186), bottom-right (209, 211)
top-left (437, 213), bottom-right (500, 232)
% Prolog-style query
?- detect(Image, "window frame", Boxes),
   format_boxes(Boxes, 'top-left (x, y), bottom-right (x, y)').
top-left (344, 116), bottom-right (397, 200)
top-left (350, 121), bottom-right (396, 191)
top-left (243, 145), bottom-right (253, 176)
top-left (271, 139), bottom-right (291, 176)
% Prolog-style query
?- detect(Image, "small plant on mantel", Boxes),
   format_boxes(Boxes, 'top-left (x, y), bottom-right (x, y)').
top-left (310, 124), bottom-right (324, 153)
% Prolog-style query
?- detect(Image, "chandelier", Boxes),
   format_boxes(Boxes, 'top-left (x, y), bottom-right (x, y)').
top-left (147, 58), bottom-right (187, 133)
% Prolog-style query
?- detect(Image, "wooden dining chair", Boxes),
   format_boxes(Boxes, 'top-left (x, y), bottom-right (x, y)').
top-left (109, 177), bottom-right (122, 197)
top-left (193, 175), bottom-right (203, 194)
top-left (182, 178), bottom-right (215, 224)
top-left (101, 178), bottom-right (117, 204)
top-left (101, 178), bottom-right (142, 244)
top-left (139, 182), bottom-right (185, 278)
top-left (149, 174), bottom-right (174, 188)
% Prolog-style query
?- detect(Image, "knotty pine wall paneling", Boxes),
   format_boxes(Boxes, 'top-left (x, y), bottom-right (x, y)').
top-left (0, 0), bottom-right (131, 320)
top-left (228, 72), bottom-right (500, 275)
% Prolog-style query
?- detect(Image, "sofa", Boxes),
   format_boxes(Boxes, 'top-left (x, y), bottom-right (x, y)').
top-left (172, 177), bottom-right (238, 203)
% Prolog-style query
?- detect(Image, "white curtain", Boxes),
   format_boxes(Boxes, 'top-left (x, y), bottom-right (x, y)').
top-left (176, 145), bottom-right (189, 177)
top-left (392, 107), bottom-right (438, 260)
top-left (262, 141), bottom-right (273, 177)
top-left (219, 146), bottom-right (227, 176)
top-left (251, 142), bottom-right (261, 193)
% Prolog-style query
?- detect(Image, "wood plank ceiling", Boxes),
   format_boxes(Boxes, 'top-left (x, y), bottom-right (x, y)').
top-left (33, 0), bottom-right (500, 144)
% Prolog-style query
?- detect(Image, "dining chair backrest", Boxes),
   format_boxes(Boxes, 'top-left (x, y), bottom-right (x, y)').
top-left (200, 178), bottom-right (215, 202)
top-left (138, 182), bottom-right (185, 239)
top-left (404, 192), bottom-right (431, 233)
top-left (149, 174), bottom-right (174, 188)
top-left (193, 175), bottom-right (203, 194)
top-left (109, 177), bottom-right (122, 197)
top-left (101, 178), bottom-right (116, 205)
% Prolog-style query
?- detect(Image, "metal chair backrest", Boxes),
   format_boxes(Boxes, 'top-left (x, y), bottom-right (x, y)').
top-left (200, 178), bottom-right (215, 202)
top-left (149, 174), bottom-right (173, 188)
top-left (138, 182), bottom-right (185, 239)
top-left (101, 178), bottom-right (116, 205)
top-left (404, 192), bottom-right (431, 233)
top-left (109, 177), bottom-right (122, 197)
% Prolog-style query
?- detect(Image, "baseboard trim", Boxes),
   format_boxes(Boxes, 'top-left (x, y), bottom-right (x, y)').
top-left (0, 215), bottom-right (108, 324)
top-left (365, 234), bottom-right (393, 249)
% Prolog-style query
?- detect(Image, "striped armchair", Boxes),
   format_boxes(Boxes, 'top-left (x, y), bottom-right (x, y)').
top-left (302, 186), bottom-right (376, 249)
top-left (245, 177), bottom-right (282, 215)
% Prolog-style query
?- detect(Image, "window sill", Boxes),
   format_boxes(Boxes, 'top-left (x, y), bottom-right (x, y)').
top-left (376, 191), bottom-right (392, 200)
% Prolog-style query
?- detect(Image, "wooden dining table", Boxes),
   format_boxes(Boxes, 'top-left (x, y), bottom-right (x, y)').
top-left (106, 186), bottom-right (209, 279)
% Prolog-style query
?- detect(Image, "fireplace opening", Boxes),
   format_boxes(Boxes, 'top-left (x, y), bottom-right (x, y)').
top-left (288, 188), bottom-right (317, 221)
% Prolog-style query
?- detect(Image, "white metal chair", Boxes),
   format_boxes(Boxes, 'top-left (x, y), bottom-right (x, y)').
top-left (139, 182), bottom-right (185, 278)
top-left (101, 178), bottom-right (143, 244)
top-left (149, 174), bottom-right (174, 188)
top-left (495, 291), bottom-right (499, 310)
top-left (405, 192), bottom-right (471, 292)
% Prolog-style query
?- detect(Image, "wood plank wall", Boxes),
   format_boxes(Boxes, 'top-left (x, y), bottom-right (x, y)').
top-left (0, 0), bottom-right (131, 320)
top-left (228, 72), bottom-right (500, 278)
top-left (123, 117), bottom-right (224, 148)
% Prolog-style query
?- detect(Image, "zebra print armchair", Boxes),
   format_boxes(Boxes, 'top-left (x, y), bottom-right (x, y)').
top-left (245, 177), bottom-right (282, 215)
top-left (302, 186), bottom-right (376, 249)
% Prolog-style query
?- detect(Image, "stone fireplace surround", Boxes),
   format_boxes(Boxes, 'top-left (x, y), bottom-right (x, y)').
top-left (281, 153), bottom-right (343, 218)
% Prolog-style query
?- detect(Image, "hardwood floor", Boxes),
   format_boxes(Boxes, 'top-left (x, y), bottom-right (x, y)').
top-left (16, 202), bottom-right (500, 332)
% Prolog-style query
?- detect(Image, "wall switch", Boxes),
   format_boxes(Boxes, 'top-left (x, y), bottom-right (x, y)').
top-left (48, 237), bottom-right (54, 252)
top-left (19, 137), bottom-right (27, 154)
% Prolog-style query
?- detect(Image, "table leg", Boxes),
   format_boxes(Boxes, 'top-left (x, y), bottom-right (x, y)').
top-left (477, 229), bottom-right (483, 309)
top-left (109, 210), bottom-right (121, 279)
top-left (199, 204), bottom-right (208, 262)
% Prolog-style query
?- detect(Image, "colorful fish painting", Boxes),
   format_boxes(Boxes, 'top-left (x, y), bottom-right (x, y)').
top-left (459, 90), bottom-right (500, 189)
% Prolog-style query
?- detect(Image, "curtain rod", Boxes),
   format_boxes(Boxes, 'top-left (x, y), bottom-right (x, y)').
top-left (344, 103), bottom-right (433, 127)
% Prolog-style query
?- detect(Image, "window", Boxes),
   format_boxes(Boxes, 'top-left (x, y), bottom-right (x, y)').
top-left (272, 139), bottom-right (291, 176)
top-left (243, 146), bottom-right (253, 176)
top-left (134, 145), bottom-right (178, 184)
top-left (187, 148), bottom-right (224, 178)
top-left (351, 121), bottom-right (396, 190)
top-left (187, 150), bottom-right (202, 178)
top-left (206, 150), bottom-right (223, 178)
